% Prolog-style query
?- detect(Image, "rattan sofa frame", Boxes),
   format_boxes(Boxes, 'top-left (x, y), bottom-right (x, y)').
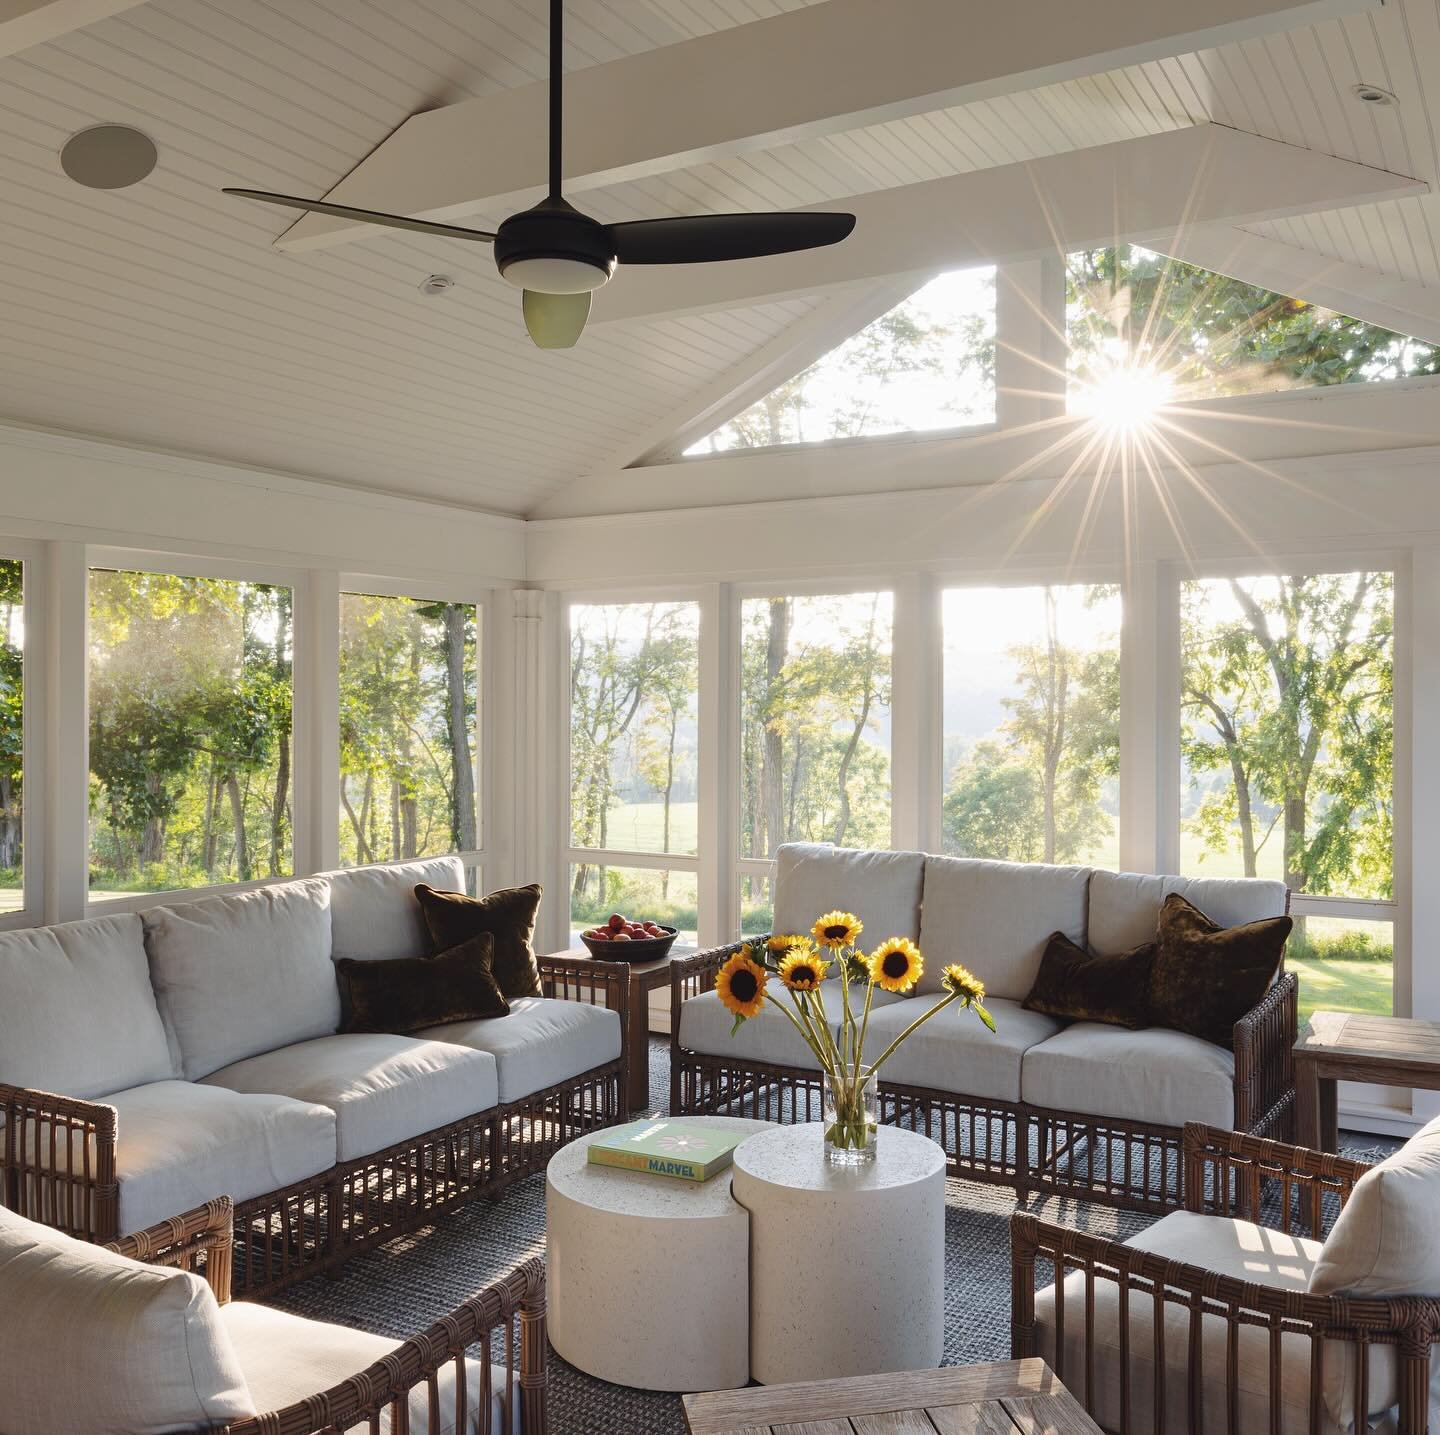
top-left (1011, 1123), bottom-right (1440, 1435)
top-left (670, 941), bottom-right (1297, 1213)
top-left (3, 954), bottom-right (625, 1297)
top-left (106, 1196), bottom-right (547, 1435)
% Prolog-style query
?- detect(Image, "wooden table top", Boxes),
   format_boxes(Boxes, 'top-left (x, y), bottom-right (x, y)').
top-left (682, 1358), bottom-right (1100, 1434)
top-left (1296, 1011), bottom-right (1440, 1071)
top-left (546, 946), bottom-right (686, 980)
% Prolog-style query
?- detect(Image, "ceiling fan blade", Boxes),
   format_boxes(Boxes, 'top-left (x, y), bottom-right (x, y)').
top-left (522, 289), bottom-right (591, 349)
top-left (223, 189), bottom-right (498, 242)
top-left (608, 211), bottom-right (855, 265)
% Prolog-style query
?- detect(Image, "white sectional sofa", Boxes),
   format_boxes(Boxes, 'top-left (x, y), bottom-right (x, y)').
top-left (0, 857), bottom-right (626, 1295)
top-left (672, 844), bottom-right (1295, 1211)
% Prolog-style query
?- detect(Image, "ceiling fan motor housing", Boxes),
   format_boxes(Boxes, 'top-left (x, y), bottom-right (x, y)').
top-left (494, 196), bottom-right (617, 293)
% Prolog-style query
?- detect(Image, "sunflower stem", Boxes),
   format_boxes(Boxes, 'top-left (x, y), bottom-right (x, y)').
top-left (865, 990), bottom-right (962, 1078)
top-left (762, 991), bottom-right (830, 1068)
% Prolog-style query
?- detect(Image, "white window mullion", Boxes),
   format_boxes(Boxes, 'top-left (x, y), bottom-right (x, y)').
top-left (293, 568), bottom-right (339, 876)
top-left (890, 571), bottom-right (936, 854)
top-left (698, 582), bottom-right (731, 948)
top-left (44, 541), bottom-right (88, 925)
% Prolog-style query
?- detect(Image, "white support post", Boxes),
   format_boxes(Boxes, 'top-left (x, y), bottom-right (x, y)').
top-left (891, 572), bottom-right (938, 854)
top-left (698, 583), bottom-right (733, 948)
top-left (1120, 560), bottom-right (1176, 873)
top-left (994, 258), bottom-right (1067, 436)
top-left (43, 541), bottom-right (88, 923)
top-left (293, 569), bottom-right (339, 875)
top-left (1405, 550), bottom-right (1439, 1120)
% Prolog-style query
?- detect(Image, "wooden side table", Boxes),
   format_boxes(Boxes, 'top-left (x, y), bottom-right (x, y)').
top-left (683, 1358), bottom-right (1100, 1434)
top-left (1295, 1010), bottom-right (1440, 1151)
top-left (544, 947), bottom-right (681, 1113)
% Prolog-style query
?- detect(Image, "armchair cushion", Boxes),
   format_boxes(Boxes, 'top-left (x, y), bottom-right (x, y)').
top-left (859, 996), bottom-right (1059, 1103)
top-left (1036, 1210), bottom-right (1432, 1432)
top-left (322, 855), bottom-right (466, 961)
top-left (201, 1033), bottom-right (497, 1161)
top-left (0, 912), bottom-right (176, 1099)
top-left (0, 1205), bottom-right (255, 1434)
top-left (421, 996), bottom-right (621, 1104)
top-left (773, 843), bottom-right (926, 949)
top-left (109, 1080), bottom-right (337, 1235)
top-left (337, 932), bottom-right (509, 1035)
top-left (916, 856), bottom-right (1090, 1000)
top-left (222, 1300), bottom-right (518, 1435)
top-left (1088, 869), bottom-right (1288, 957)
top-left (142, 877), bottom-right (336, 1080)
top-left (1021, 1022), bottom-right (1235, 1128)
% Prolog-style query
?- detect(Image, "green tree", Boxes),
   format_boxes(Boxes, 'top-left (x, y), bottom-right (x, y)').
top-left (0, 560), bottom-right (22, 882)
top-left (1181, 574), bottom-right (1393, 907)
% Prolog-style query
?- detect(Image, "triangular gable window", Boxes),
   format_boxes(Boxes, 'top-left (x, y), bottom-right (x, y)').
top-left (686, 267), bottom-right (997, 455)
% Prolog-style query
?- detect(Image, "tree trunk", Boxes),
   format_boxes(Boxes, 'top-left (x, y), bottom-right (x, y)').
top-left (201, 759), bottom-right (218, 875)
top-left (0, 774), bottom-right (17, 870)
top-left (139, 772), bottom-right (166, 867)
top-left (390, 778), bottom-right (402, 862)
top-left (661, 709), bottom-right (677, 898)
top-left (341, 779), bottom-right (372, 865)
top-left (833, 600), bottom-right (881, 847)
top-left (444, 604), bottom-right (477, 852)
top-left (225, 773), bottom-right (250, 881)
top-left (761, 598), bottom-right (789, 855)
top-left (270, 589), bottom-right (292, 877)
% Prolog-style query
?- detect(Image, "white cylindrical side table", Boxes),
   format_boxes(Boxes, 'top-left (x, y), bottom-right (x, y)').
top-left (546, 1116), bottom-right (774, 1392)
top-left (732, 1122), bottom-right (946, 1385)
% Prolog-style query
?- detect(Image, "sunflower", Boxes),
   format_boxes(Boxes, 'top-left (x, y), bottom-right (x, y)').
top-left (715, 947), bottom-right (768, 1019)
top-left (765, 933), bottom-right (810, 957)
top-left (869, 937), bottom-right (924, 993)
top-left (940, 962), bottom-right (985, 1005)
top-left (778, 949), bottom-right (831, 992)
top-left (812, 911), bottom-right (863, 949)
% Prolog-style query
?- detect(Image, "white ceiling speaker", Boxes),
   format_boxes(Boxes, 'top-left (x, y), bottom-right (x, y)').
top-left (1352, 82), bottom-right (1397, 107)
top-left (60, 124), bottom-right (157, 189)
top-left (418, 273), bottom-right (455, 296)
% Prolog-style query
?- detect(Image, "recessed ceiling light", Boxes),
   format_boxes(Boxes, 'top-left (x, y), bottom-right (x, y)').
top-left (60, 124), bottom-right (157, 189)
top-left (418, 273), bottom-right (456, 296)
top-left (1352, 82), bottom-right (1397, 107)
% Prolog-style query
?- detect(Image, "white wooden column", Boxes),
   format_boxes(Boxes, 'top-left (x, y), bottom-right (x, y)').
top-left (293, 568), bottom-right (339, 875)
top-left (891, 571), bottom-right (939, 853)
top-left (1405, 549), bottom-right (1439, 1120)
top-left (697, 582), bottom-right (733, 947)
top-left (43, 540), bottom-right (88, 923)
top-left (994, 257), bottom-right (1067, 435)
top-left (1119, 560), bottom-right (1178, 874)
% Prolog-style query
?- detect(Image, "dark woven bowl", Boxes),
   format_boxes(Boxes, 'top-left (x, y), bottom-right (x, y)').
top-left (579, 925), bottom-right (679, 963)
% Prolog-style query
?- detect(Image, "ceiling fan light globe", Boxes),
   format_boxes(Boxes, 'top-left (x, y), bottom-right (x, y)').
top-left (498, 255), bottom-right (612, 294)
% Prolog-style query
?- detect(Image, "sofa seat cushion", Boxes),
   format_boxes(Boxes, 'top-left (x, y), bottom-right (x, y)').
top-left (421, 997), bottom-right (621, 1104)
top-left (201, 1035), bottom-right (496, 1162)
top-left (222, 1301), bottom-right (518, 1435)
top-left (0, 1205), bottom-right (255, 1434)
top-left (109, 1080), bottom-right (338, 1235)
top-left (1035, 1210), bottom-right (1430, 1433)
top-left (773, 843), bottom-right (926, 947)
top-left (143, 877), bottom-right (336, 1080)
top-left (1021, 1022), bottom-right (1235, 1128)
top-left (1088, 869), bottom-right (1289, 956)
top-left (861, 996), bottom-right (1060, 1104)
top-left (0, 912), bottom-right (176, 1100)
top-left (321, 856), bottom-right (465, 961)
top-left (916, 856), bottom-right (1090, 1000)
top-left (678, 985), bottom-right (905, 1071)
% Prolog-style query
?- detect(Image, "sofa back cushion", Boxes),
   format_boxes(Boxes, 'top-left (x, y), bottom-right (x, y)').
top-left (0, 913), bottom-right (176, 1099)
top-left (773, 844), bottom-right (926, 949)
top-left (0, 1205), bottom-right (255, 1434)
top-left (323, 855), bottom-right (465, 961)
top-left (1088, 870), bottom-right (1288, 955)
top-left (143, 877), bottom-right (336, 1080)
top-left (917, 856), bottom-right (1090, 1000)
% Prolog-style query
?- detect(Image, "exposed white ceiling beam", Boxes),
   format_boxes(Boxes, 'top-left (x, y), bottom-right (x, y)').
top-left (1159, 226), bottom-right (1440, 346)
top-left (0, 0), bottom-right (147, 55)
top-left (588, 125), bottom-right (1427, 323)
top-left (273, 0), bottom-right (1380, 253)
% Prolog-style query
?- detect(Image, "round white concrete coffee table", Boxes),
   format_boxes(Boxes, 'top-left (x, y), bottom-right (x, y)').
top-left (545, 1116), bottom-right (774, 1391)
top-left (732, 1122), bottom-right (946, 1385)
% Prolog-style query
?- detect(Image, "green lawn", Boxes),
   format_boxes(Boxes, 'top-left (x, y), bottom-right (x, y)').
top-left (1288, 955), bottom-right (1392, 1022)
top-left (589, 800), bottom-right (698, 855)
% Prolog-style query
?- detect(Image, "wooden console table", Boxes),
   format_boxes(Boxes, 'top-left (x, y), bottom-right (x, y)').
top-left (545, 947), bottom-right (680, 1112)
top-left (683, 1358), bottom-right (1098, 1434)
top-left (1295, 1010), bottom-right (1440, 1151)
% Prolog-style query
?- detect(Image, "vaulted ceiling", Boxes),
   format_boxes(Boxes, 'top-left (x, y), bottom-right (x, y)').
top-left (2, 0), bottom-right (1439, 517)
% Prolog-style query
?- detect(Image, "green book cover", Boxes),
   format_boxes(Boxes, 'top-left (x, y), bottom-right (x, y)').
top-left (587, 1120), bottom-right (746, 1183)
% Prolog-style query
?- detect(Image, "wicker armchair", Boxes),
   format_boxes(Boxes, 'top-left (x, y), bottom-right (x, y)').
top-left (107, 1197), bottom-right (548, 1435)
top-left (1011, 1123), bottom-right (1440, 1435)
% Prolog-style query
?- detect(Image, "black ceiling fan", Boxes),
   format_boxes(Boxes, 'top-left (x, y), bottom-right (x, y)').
top-left (225, 0), bottom-right (855, 349)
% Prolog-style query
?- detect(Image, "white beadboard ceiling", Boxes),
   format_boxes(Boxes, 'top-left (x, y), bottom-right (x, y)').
top-left (0, 0), bottom-right (1438, 516)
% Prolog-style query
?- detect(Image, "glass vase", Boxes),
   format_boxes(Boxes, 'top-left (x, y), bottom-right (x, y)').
top-left (822, 1062), bottom-right (878, 1165)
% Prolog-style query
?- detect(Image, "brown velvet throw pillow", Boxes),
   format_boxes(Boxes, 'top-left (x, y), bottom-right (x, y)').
top-left (336, 931), bottom-right (509, 1036)
top-left (1150, 892), bottom-right (1292, 1049)
top-left (414, 882), bottom-right (544, 998)
top-left (1022, 931), bottom-right (1155, 1029)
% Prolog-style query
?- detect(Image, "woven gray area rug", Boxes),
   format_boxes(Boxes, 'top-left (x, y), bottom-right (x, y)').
top-left (269, 1039), bottom-right (1397, 1435)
